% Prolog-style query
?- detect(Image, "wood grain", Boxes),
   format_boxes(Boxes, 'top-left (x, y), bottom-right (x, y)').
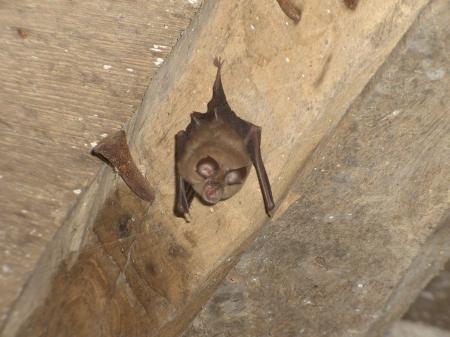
top-left (0, 0), bottom-right (202, 328)
top-left (1, 0), bottom-right (431, 336)
top-left (182, 1), bottom-right (450, 335)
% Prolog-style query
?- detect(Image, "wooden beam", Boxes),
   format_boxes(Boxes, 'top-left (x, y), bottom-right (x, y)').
top-left (1, 0), bottom-right (430, 336)
top-left (0, 0), bottom-right (201, 326)
top-left (181, 2), bottom-right (450, 335)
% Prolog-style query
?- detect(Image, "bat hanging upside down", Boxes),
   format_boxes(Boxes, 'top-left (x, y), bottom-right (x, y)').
top-left (175, 58), bottom-right (275, 219)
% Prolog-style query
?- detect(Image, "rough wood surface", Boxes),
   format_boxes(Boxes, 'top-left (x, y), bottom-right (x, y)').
top-left (405, 261), bottom-right (450, 330)
top-left (181, 1), bottom-right (450, 336)
top-left (386, 321), bottom-right (450, 337)
top-left (1, 0), bottom-right (431, 336)
top-left (0, 0), bottom-right (202, 328)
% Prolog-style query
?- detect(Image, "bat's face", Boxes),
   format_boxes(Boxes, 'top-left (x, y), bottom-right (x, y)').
top-left (177, 119), bottom-right (252, 206)
top-left (193, 155), bottom-right (250, 204)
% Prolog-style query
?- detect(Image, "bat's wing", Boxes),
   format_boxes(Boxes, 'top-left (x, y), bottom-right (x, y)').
top-left (207, 58), bottom-right (275, 215)
top-left (245, 125), bottom-right (275, 216)
top-left (175, 131), bottom-right (195, 219)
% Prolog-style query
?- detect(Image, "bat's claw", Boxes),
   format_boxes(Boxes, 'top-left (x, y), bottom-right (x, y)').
top-left (183, 212), bottom-right (192, 223)
top-left (213, 57), bottom-right (224, 69)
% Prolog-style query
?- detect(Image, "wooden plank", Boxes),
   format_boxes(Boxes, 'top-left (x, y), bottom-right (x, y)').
top-left (1, 0), bottom-right (430, 336)
top-left (182, 1), bottom-right (450, 335)
top-left (0, 0), bottom-right (202, 328)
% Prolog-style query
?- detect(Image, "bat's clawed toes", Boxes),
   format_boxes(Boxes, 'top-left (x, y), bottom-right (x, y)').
top-left (183, 212), bottom-right (192, 223)
top-left (213, 57), bottom-right (224, 69)
top-left (266, 206), bottom-right (276, 218)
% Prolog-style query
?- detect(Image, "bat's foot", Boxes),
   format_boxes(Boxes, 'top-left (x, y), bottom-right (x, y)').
top-left (266, 207), bottom-right (276, 218)
top-left (213, 57), bottom-right (224, 69)
top-left (183, 212), bottom-right (192, 223)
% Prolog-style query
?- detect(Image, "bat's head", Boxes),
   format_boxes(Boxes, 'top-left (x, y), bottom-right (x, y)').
top-left (194, 155), bottom-right (250, 205)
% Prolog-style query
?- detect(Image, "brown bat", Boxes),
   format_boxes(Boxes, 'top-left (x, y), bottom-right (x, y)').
top-left (175, 58), bottom-right (274, 219)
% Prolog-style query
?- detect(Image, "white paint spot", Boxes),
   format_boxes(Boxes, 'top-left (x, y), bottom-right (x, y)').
top-left (154, 58), bottom-right (164, 66)
top-left (20, 209), bottom-right (28, 214)
top-left (2, 265), bottom-right (12, 273)
top-left (152, 44), bottom-right (169, 49)
top-left (78, 117), bottom-right (83, 121)
top-left (150, 46), bottom-right (162, 52)
top-left (357, 283), bottom-right (364, 288)
top-left (250, 24), bottom-right (255, 31)
top-left (209, 207), bottom-right (215, 213)
top-left (64, 49), bottom-right (68, 53)
top-left (408, 39), bottom-right (431, 54)
top-left (392, 109), bottom-right (401, 116)
top-left (126, 68), bottom-right (134, 72)
top-left (285, 57), bottom-right (290, 63)
top-left (93, 114), bottom-right (98, 117)
top-left (31, 56), bottom-right (39, 60)
top-left (90, 141), bottom-right (98, 148)
top-left (103, 64), bottom-right (112, 70)
top-left (164, 24), bottom-right (168, 29)
top-left (285, 21), bottom-right (289, 26)
top-left (187, 0), bottom-right (200, 5)
top-left (100, 133), bottom-right (108, 138)
top-left (426, 68), bottom-right (445, 81)
top-left (73, 189), bottom-right (82, 195)
top-left (328, 215), bottom-right (334, 220)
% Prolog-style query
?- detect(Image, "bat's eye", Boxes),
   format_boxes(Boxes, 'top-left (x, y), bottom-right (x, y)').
top-left (225, 167), bottom-right (247, 185)
top-left (197, 156), bottom-right (219, 178)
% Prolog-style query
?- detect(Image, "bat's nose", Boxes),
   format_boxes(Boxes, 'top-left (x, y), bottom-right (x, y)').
top-left (202, 182), bottom-right (223, 204)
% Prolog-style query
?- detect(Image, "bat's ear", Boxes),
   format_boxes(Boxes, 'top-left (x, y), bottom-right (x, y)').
top-left (191, 112), bottom-right (205, 128)
top-left (197, 156), bottom-right (219, 178)
top-left (225, 167), bottom-right (248, 185)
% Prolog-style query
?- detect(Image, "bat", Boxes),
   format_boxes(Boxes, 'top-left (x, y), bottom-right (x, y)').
top-left (174, 58), bottom-right (275, 220)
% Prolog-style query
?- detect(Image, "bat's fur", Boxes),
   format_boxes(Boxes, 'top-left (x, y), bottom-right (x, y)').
top-left (175, 58), bottom-right (274, 219)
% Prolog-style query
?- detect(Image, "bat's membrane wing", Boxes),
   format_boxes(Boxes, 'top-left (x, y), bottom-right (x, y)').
top-left (175, 131), bottom-right (195, 219)
top-left (245, 126), bottom-right (275, 216)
